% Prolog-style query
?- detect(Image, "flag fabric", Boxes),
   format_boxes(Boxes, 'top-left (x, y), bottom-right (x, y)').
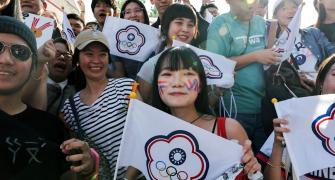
top-left (102, 17), bottom-right (162, 62)
top-left (272, 3), bottom-right (303, 62)
top-left (115, 99), bottom-right (244, 180)
top-left (61, 12), bottom-right (76, 45)
top-left (274, 94), bottom-right (335, 177)
top-left (23, 13), bottom-right (54, 48)
top-left (172, 40), bottom-right (236, 88)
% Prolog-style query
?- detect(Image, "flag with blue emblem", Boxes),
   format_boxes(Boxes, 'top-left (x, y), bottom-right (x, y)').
top-left (115, 99), bottom-right (244, 180)
top-left (172, 40), bottom-right (236, 89)
top-left (275, 94), bottom-right (335, 177)
top-left (102, 17), bottom-right (162, 62)
top-left (61, 12), bottom-right (76, 45)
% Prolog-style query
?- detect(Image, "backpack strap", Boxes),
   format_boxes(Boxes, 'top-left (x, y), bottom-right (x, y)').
top-left (217, 117), bottom-right (227, 138)
top-left (267, 19), bottom-right (278, 49)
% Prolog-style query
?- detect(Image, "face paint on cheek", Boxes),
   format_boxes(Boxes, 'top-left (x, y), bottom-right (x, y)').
top-left (158, 80), bottom-right (168, 95)
top-left (185, 79), bottom-right (199, 92)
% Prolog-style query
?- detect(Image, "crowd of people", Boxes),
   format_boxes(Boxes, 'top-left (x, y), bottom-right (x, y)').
top-left (1, 0), bottom-right (335, 179)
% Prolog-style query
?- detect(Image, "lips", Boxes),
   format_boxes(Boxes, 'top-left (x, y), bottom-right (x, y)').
top-left (177, 35), bottom-right (190, 42)
top-left (0, 69), bottom-right (15, 77)
top-left (169, 92), bottom-right (187, 96)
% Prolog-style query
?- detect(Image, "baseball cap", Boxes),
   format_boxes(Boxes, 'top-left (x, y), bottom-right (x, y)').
top-left (74, 29), bottom-right (110, 50)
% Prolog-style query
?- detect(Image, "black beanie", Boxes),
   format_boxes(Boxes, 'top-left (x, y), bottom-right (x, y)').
top-left (0, 16), bottom-right (37, 65)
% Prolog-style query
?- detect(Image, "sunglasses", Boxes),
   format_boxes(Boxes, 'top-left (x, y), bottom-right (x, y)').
top-left (0, 41), bottom-right (32, 61)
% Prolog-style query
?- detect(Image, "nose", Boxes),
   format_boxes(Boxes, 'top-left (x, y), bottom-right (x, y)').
top-left (0, 47), bottom-right (15, 65)
top-left (171, 73), bottom-right (184, 87)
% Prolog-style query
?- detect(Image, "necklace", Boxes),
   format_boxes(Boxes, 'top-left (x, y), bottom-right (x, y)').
top-left (190, 114), bottom-right (203, 124)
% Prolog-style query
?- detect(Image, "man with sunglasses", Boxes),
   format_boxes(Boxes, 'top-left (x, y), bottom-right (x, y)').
top-left (0, 16), bottom-right (96, 180)
top-left (47, 38), bottom-right (76, 116)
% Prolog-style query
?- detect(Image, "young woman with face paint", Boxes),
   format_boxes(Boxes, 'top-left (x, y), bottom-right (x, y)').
top-left (127, 46), bottom-right (261, 179)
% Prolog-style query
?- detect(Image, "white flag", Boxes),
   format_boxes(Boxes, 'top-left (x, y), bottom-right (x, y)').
top-left (172, 40), bottom-right (236, 88)
top-left (275, 94), bottom-right (335, 176)
top-left (23, 13), bottom-right (54, 48)
top-left (273, 3), bottom-right (304, 62)
top-left (116, 99), bottom-right (244, 179)
top-left (103, 17), bottom-right (162, 62)
top-left (61, 12), bottom-right (76, 45)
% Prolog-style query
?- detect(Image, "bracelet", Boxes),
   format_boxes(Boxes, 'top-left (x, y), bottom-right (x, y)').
top-left (89, 148), bottom-right (100, 180)
top-left (266, 161), bottom-right (285, 169)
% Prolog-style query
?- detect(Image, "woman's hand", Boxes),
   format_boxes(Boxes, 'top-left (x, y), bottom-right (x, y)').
top-left (273, 118), bottom-right (290, 145)
top-left (60, 138), bottom-right (95, 176)
top-left (241, 140), bottom-right (261, 174)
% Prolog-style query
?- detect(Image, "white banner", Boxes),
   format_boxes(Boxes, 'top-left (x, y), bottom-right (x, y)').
top-left (275, 94), bottom-right (335, 176)
top-left (172, 40), bottom-right (236, 88)
top-left (103, 17), bottom-right (162, 62)
top-left (23, 13), bottom-right (54, 48)
top-left (61, 12), bottom-right (76, 45)
top-left (116, 99), bottom-right (244, 180)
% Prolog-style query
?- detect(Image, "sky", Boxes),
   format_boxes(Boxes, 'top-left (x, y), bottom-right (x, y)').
top-left (85, 0), bottom-right (317, 28)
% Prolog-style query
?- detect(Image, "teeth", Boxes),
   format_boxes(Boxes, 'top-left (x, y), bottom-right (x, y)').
top-left (0, 72), bottom-right (10, 75)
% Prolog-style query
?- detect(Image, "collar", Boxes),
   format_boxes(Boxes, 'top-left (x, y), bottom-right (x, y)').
top-left (47, 77), bottom-right (68, 91)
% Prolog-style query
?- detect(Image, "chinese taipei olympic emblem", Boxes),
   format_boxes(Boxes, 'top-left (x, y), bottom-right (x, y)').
top-left (145, 130), bottom-right (209, 180)
top-left (199, 55), bottom-right (222, 79)
top-left (115, 25), bottom-right (145, 55)
top-left (312, 103), bottom-right (335, 156)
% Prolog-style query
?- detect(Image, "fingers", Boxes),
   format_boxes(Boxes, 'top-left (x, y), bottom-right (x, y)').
top-left (60, 138), bottom-right (90, 154)
top-left (241, 140), bottom-right (261, 174)
top-left (273, 118), bottom-right (288, 127)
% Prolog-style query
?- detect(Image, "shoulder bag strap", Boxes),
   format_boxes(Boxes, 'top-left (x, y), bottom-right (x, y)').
top-left (68, 96), bottom-right (85, 138)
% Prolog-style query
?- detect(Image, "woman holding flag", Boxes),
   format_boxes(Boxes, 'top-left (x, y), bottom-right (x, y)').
top-left (137, 3), bottom-right (200, 104)
top-left (272, 0), bottom-right (335, 83)
top-left (126, 46), bottom-right (261, 179)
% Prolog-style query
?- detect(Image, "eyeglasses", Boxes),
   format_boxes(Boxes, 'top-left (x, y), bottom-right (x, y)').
top-left (0, 41), bottom-right (32, 61)
top-left (55, 50), bottom-right (72, 61)
top-left (122, 8), bottom-right (144, 16)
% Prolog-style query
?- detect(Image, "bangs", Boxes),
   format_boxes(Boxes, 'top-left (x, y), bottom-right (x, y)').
top-left (158, 47), bottom-right (200, 72)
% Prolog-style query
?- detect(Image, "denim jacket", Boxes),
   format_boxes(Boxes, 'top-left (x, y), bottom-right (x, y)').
top-left (300, 27), bottom-right (335, 64)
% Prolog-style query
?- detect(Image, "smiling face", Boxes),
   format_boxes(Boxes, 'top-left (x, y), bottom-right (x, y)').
top-left (167, 17), bottom-right (196, 45)
top-left (78, 42), bottom-right (109, 81)
top-left (48, 42), bottom-right (73, 83)
top-left (158, 65), bottom-right (200, 109)
top-left (123, 2), bottom-right (145, 23)
top-left (273, 0), bottom-right (298, 27)
top-left (93, 0), bottom-right (113, 25)
top-left (0, 33), bottom-right (32, 95)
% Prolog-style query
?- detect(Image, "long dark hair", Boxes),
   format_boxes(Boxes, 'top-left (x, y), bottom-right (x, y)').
top-left (160, 3), bottom-right (198, 46)
top-left (120, 0), bottom-right (150, 25)
top-left (315, 54), bottom-right (335, 94)
top-left (152, 46), bottom-right (210, 115)
top-left (314, 0), bottom-right (326, 28)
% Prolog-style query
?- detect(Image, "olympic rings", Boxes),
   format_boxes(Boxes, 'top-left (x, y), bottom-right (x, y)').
top-left (120, 41), bottom-right (137, 49)
top-left (156, 161), bottom-right (166, 171)
top-left (177, 171), bottom-right (188, 180)
top-left (154, 160), bottom-right (189, 179)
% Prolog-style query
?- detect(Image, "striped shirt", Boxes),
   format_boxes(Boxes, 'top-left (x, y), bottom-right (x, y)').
top-left (62, 78), bottom-right (133, 178)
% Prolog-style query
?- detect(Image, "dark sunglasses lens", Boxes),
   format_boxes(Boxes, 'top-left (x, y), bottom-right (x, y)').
top-left (0, 42), bottom-right (4, 52)
top-left (11, 44), bottom-right (31, 61)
